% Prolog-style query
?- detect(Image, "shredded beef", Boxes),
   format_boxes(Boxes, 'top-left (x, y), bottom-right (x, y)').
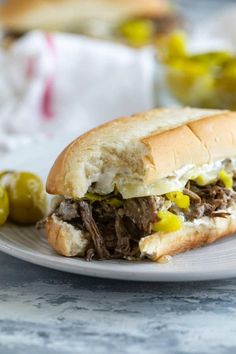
top-left (115, 214), bottom-right (132, 256)
top-left (186, 202), bottom-right (214, 220)
top-left (183, 187), bottom-right (201, 204)
top-left (52, 177), bottom-right (236, 260)
top-left (78, 201), bottom-right (110, 259)
top-left (99, 222), bottom-right (117, 250)
top-left (56, 199), bottom-right (80, 221)
top-left (211, 211), bottom-right (231, 218)
top-left (138, 14), bottom-right (182, 36)
top-left (123, 196), bottom-right (163, 235)
top-left (91, 201), bottom-right (118, 252)
top-left (185, 182), bottom-right (236, 220)
top-left (123, 216), bottom-right (143, 239)
top-left (92, 201), bottom-right (115, 224)
top-left (86, 248), bottom-right (95, 261)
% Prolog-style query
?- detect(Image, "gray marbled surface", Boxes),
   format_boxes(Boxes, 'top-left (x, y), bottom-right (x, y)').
top-left (0, 251), bottom-right (236, 354)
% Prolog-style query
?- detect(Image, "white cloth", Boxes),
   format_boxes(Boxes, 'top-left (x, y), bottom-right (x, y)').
top-left (0, 31), bottom-right (155, 152)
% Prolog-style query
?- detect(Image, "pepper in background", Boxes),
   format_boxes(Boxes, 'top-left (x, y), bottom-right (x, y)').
top-left (157, 31), bottom-right (236, 109)
top-left (0, 0), bottom-right (182, 48)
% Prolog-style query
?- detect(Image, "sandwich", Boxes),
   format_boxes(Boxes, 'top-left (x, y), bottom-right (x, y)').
top-left (0, 0), bottom-right (180, 47)
top-left (45, 107), bottom-right (236, 262)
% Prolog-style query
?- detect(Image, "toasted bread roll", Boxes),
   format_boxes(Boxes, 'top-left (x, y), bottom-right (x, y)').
top-left (0, 0), bottom-right (170, 32)
top-left (139, 205), bottom-right (236, 261)
top-left (46, 108), bottom-right (235, 199)
top-left (46, 214), bottom-right (89, 257)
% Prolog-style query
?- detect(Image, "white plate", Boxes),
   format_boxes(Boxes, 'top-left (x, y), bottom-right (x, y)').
top-left (1, 138), bottom-right (236, 282)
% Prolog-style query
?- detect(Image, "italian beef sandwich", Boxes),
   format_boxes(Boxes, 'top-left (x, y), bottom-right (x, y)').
top-left (45, 108), bottom-right (236, 262)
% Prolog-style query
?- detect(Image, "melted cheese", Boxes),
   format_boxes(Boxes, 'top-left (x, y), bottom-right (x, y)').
top-left (117, 159), bottom-right (236, 199)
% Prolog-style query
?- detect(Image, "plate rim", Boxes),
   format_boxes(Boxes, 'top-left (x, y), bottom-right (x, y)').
top-left (0, 232), bottom-right (235, 282)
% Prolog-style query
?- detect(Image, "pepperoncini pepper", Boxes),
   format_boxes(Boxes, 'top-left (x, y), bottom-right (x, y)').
top-left (166, 191), bottom-right (190, 209)
top-left (195, 175), bottom-right (209, 186)
top-left (157, 31), bottom-right (187, 63)
top-left (84, 192), bottom-right (123, 208)
top-left (152, 211), bottom-right (182, 233)
top-left (157, 31), bottom-right (236, 109)
top-left (84, 193), bottom-right (103, 203)
top-left (106, 198), bottom-right (123, 208)
top-left (6, 172), bottom-right (47, 225)
top-left (119, 19), bottom-right (153, 46)
top-left (0, 184), bottom-right (9, 225)
top-left (218, 169), bottom-right (233, 189)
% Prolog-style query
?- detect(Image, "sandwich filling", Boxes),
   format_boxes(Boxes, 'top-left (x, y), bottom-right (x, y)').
top-left (50, 159), bottom-right (236, 261)
top-left (117, 14), bottom-right (181, 45)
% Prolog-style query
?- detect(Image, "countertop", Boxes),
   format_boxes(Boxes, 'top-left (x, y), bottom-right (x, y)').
top-left (1, 251), bottom-right (236, 354)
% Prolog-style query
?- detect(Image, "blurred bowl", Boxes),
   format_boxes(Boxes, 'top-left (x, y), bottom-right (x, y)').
top-left (157, 32), bottom-right (236, 109)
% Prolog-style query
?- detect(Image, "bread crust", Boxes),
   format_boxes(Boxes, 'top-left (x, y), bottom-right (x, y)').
top-left (141, 124), bottom-right (210, 179)
top-left (46, 215), bottom-right (89, 257)
top-left (139, 207), bottom-right (236, 261)
top-left (0, 0), bottom-right (170, 31)
top-left (46, 107), bottom-right (230, 198)
top-left (188, 112), bottom-right (236, 162)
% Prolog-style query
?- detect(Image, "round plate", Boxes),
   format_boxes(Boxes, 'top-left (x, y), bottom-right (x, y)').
top-left (1, 138), bottom-right (236, 282)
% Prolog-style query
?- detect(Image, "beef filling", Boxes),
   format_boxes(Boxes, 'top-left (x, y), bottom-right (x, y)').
top-left (54, 178), bottom-right (236, 260)
top-left (78, 201), bottom-right (110, 259)
top-left (123, 196), bottom-right (162, 235)
top-left (185, 181), bottom-right (236, 220)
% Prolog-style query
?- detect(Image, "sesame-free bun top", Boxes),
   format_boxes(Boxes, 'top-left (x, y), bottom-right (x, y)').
top-left (0, 0), bottom-right (170, 32)
top-left (46, 108), bottom-right (236, 199)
